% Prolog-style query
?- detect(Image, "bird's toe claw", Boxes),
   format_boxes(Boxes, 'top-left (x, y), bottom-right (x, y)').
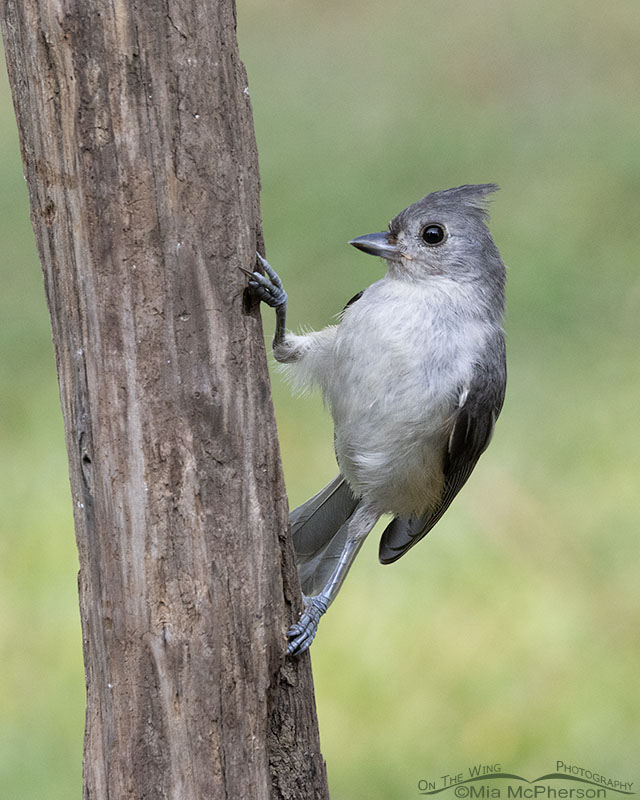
top-left (243, 254), bottom-right (287, 308)
top-left (286, 596), bottom-right (328, 657)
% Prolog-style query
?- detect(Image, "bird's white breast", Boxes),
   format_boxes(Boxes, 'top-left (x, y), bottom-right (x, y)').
top-left (323, 276), bottom-right (491, 515)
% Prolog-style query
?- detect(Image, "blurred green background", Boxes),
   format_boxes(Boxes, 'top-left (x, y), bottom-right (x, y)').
top-left (1, 0), bottom-right (639, 796)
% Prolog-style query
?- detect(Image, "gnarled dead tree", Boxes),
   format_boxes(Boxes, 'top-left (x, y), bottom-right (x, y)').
top-left (1, 1), bottom-right (329, 797)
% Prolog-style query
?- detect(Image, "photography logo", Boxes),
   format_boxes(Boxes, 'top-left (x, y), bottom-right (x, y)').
top-left (418, 762), bottom-right (635, 798)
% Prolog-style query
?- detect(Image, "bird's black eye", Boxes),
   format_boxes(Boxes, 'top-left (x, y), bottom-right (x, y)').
top-left (421, 224), bottom-right (446, 246)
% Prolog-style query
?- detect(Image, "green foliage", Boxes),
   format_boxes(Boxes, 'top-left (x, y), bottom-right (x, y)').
top-left (1, 0), bottom-right (638, 795)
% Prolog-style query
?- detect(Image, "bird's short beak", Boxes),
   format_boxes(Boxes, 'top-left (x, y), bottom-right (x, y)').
top-left (349, 231), bottom-right (400, 260)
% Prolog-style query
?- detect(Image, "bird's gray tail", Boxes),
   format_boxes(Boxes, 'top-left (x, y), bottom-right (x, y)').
top-left (290, 474), bottom-right (360, 597)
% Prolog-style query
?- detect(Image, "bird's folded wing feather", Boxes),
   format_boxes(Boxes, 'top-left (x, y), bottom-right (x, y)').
top-left (379, 351), bottom-right (506, 564)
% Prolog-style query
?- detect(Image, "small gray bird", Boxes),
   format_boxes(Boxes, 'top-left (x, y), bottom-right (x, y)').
top-left (246, 184), bottom-right (507, 656)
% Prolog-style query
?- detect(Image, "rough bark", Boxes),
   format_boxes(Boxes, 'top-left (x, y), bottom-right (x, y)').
top-left (1, 1), bottom-right (329, 798)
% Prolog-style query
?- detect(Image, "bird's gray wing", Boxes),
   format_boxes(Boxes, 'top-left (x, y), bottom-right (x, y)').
top-left (379, 342), bottom-right (506, 565)
top-left (342, 290), bottom-right (363, 311)
top-left (291, 474), bottom-right (360, 595)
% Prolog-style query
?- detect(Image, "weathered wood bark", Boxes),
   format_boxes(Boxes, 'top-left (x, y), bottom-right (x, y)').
top-left (1, 1), bottom-right (329, 798)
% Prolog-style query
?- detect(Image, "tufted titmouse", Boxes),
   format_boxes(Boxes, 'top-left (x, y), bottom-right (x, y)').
top-left (246, 184), bottom-right (507, 656)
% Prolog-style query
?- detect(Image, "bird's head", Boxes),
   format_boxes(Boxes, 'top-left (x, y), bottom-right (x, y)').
top-left (349, 184), bottom-right (505, 290)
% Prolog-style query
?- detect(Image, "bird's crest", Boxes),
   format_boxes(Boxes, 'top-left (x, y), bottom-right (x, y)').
top-left (424, 183), bottom-right (499, 218)
top-left (390, 184), bottom-right (499, 233)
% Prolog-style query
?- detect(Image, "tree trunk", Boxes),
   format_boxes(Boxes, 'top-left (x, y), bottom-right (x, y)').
top-left (1, 1), bottom-right (329, 798)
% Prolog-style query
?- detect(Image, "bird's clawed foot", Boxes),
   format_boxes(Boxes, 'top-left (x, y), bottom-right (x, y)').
top-left (287, 594), bottom-right (329, 656)
top-left (242, 253), bottom-right (287, 309)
